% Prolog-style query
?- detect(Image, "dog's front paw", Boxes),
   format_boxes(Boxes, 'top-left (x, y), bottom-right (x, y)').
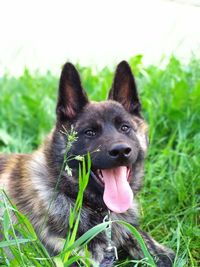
top-left (99, 259), bottom-right (114, 267)
top-left (154, 248), bottom-right (175, 267)
top-left (129, 230), bottom-right (175, 267)
top-left (99, 251), bottom-right (116, 267)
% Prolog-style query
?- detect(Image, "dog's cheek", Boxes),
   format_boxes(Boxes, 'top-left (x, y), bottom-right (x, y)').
top-left (73, 137), bottom-right (99, 157)
top-left (136, 132), bottom-right (148, 153)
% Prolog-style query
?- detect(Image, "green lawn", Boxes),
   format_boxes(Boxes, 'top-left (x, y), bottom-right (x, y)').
top-left (0, 55), bottom-right (199, 266)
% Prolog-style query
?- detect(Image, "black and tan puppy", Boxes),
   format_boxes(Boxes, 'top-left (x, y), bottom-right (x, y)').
top-left (0, 61), bottom-right (174, 266)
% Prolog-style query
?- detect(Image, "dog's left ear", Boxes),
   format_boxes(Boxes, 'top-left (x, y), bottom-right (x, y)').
top-left (56, 62), bottom-right (88, 122)
top-left (108, 61), bottom-right (141, 116)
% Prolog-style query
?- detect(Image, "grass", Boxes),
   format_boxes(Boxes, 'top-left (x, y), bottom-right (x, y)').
top-left (0, 55), bottom-right (199, 266)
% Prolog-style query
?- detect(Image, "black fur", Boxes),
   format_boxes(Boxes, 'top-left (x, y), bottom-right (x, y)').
top-left (46, 62), bottom-right (175, 266)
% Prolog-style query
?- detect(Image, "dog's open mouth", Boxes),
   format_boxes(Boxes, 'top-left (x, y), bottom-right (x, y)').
top-left (91, 166), bottom-right (133, 213)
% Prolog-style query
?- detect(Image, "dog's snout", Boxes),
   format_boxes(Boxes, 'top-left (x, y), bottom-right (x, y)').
top-left (108, 143), bottom-right (132, 159)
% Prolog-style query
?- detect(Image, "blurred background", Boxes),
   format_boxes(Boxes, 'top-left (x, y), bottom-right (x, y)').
top-left (0, 0), bottom-right (200, 76)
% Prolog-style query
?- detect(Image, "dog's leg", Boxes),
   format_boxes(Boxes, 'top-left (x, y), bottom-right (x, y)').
top-left (140, 230), bottom-right (175, 267)
top-left (122, 230), bottom-right (175, 267)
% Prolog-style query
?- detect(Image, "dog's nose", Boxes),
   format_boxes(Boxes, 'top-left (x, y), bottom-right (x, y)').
top-left (108, 143), bottom-right (132, 159)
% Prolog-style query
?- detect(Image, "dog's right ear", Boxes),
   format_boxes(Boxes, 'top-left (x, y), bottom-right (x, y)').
top-left (56, 62), bottom-right (88, 122)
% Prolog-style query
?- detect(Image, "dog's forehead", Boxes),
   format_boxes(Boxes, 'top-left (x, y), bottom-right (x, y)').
top-left (73, 101), bottom-right (130, 129)
top-left (83, 100), bottom-right (129, 120)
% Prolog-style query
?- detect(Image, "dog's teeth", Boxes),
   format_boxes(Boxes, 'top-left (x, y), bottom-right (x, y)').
top-left (95, 169), bottom-right (104, 183)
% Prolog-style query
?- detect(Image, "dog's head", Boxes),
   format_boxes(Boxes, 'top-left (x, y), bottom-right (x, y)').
top-left (53, 61), bottom-right (148, 213)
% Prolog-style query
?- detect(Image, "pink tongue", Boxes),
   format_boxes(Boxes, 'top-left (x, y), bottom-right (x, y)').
top-left (102, 167), bottom-right (133, 213)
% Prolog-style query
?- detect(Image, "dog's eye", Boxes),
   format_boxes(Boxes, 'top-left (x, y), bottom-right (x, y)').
top-left (121, 124), bottom-right (130, 133)
top-left (85, 129), bottom-right (96, 137)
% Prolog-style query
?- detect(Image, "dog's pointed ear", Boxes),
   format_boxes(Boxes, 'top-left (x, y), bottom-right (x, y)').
top-left (108, 61), bottom-right (141, 116)
top-left (56, 62), bottom-right (88, 122)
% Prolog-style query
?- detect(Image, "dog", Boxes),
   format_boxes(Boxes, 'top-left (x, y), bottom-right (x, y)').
top-left (0, 61), bottom-right (175, 266)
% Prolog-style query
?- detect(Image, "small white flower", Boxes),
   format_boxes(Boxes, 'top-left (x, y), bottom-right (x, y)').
top-left (74, 155), bottom-right (84, 161)
top-left (65, 165), bottom-right (72, 177)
